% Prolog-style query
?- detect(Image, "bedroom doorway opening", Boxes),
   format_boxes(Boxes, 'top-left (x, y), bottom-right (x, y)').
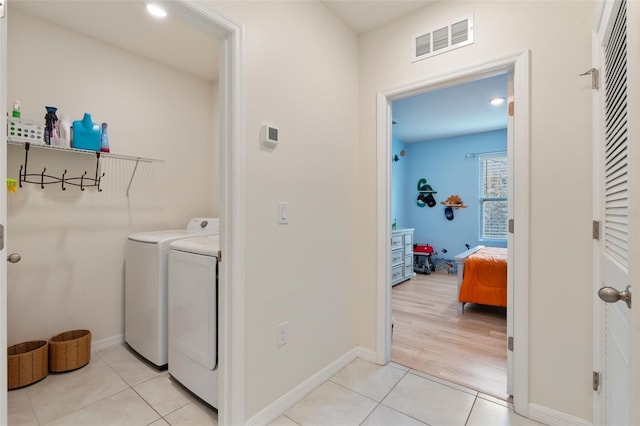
top-left (389, 73), bottom-right (510, 401)
top-left (376, 50), bottom-right (531, 415)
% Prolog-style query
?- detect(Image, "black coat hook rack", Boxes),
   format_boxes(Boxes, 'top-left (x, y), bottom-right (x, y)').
top-left (18, 142), bottom-right (105, 191)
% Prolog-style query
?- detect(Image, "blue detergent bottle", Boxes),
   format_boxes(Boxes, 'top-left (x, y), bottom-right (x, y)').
top-left (71, 113), bottom-right (101, 151)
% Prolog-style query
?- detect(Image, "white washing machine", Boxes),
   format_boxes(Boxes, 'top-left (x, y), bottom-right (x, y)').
top-left (168, 235), bottom-right (219, 408)
top-left (125, 218), bottom-right (219, 368)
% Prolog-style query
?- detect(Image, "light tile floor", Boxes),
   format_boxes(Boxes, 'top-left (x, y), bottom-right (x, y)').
top-left (9, 345), bottom-right (544, 426)
top-left (8, 344), bottom-right (218, 426)
top-left (271, 359), bottom-right (544, 426)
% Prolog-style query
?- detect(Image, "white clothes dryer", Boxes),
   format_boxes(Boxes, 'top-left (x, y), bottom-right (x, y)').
top-left (125, 218), bottom-right (219, 368)
top-left (168, 235), bottom-right (219, 408)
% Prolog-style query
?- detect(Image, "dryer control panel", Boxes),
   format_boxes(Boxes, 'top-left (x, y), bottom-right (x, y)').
top-left (186, 217), bottom-right (219, 235)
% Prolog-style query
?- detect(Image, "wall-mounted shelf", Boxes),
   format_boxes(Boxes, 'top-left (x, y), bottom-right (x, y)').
top-left (442, 203), bottom-right (467, 209)
top-left (418, 190), bottom-right (437, 194)
top-left (7, 140), bottom-right (164, 195)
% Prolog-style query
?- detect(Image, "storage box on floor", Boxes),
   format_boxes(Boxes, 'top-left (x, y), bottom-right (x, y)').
top-left (433, 258), bottom-right (458, 274)
top-left (413, 244), bottom-right (434, 274)
top-left (8, 329), bottom-right (91, 390)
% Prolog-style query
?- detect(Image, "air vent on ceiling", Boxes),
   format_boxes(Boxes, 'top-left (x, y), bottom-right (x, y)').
top-left (411, 14), bottom-right (474, 63)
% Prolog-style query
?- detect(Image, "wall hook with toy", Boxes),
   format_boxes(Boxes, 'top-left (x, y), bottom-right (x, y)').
top-left (416, 178), bottom-right (437, 207)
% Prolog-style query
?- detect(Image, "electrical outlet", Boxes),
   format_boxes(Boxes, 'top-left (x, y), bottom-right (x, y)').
top-left (277, 321), bottom-right (289, 347)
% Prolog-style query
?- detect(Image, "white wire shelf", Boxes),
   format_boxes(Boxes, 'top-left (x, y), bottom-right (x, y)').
top-left (7, 139), bottom-right (164, 163)
top-left (7, 140), bottom-right (164, 195)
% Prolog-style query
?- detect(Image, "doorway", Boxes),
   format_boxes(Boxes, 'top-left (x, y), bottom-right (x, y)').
top-left (389, 73), bottom-right (510, 400)
top-left (375, 51), bottom-right (531, 416)
top-left (0, 2), bottom-right (245, 424)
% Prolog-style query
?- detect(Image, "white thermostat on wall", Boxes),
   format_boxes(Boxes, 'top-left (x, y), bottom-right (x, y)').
top-left (261, 124), bottom-right (279, 147)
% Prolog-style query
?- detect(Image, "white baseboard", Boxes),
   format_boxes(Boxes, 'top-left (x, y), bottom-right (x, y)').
top-left (354, 346), bottom-right (377, 363)
top-left (528, 403), bottom-right (591, 426)
top-left (246, 346), bottom-right (378, 426)
top-left (91, 334), bottom-right (124, 353)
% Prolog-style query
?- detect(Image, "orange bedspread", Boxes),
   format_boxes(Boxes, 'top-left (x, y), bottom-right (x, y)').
top-left (458, 247), bottom-right (507, 307)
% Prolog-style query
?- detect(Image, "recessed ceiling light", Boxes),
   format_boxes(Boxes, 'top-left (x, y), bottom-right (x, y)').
top-left (146, 3), bottom-right (168, 18)
top-left (490, 97), bottom-right (506, 106)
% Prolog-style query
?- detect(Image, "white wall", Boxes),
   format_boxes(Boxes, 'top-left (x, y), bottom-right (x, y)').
top-left (6, 9), bottom-right (217, 345)
top-left (357, 1), bottom-right (594, 421)
top-left (209, 1), bottom-right (359, 418)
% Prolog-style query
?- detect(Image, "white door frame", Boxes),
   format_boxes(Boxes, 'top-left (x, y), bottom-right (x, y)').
top-left (0, 1), bottom-right (247, 425)
top-left (169, 3), bottom-right (246, 425)
top-left (591, 3), bottom-right (606, 423)
top-left (375, 50), bottom-right (531, 416)
top-left (0, 3), bottom-right (8, 425)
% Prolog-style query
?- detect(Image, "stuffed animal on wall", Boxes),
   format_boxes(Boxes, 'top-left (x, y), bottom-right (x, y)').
top-left (441, 194), bottom-right (465, 206)
top-left (441, 194), bottom-right (467, 219)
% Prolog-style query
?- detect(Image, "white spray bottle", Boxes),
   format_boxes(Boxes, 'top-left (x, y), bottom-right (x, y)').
top-left (59, 113), bottom-right (71, 148)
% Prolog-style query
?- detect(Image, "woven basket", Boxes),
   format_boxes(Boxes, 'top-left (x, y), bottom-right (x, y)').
top-left (8, 340), bottom-right (49, 389)
top-left (49, 330), bottom-right (91, 372)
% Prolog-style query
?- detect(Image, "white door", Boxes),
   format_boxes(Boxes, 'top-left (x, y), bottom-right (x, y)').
top-left (594, 0), bottom-right (637, 424)
top-left (0, 2), bottom-right (8, 424)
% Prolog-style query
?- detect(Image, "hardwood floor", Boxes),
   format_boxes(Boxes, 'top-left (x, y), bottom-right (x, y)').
top-left (391, 272), bottom-right (509, 401)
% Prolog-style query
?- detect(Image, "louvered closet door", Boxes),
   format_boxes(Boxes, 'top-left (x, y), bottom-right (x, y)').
top-left (597, 0), bottom-right (633, 424)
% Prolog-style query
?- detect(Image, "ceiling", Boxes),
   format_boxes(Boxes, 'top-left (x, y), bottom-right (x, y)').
top-left (9, 0), bottom-right (434, 82)
top-left (9, 0), bottom-right (503, 142)
top-left (9, 0), bottom-right (220, 81)
top-left (321, 0), bottom-right (435, 34)
top-left (392, 73), bottom-right (509, 143)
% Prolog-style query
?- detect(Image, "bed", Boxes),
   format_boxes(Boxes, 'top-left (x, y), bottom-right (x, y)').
top-left (454, 245), bottom-right (507, 313)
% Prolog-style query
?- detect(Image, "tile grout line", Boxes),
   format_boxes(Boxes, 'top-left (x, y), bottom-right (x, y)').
top-left (129, 380), bottom-right (166, 423)
top-left (382, 366), bottom-right (483, 426)
top-left (21, 386), bottom-right (42, 426)
top-left (281, 413), bottom-right (303, 426)
top-left (35, 353), bottom-right (130, 425)
top-left (464, 395), bottom-right (479, 426)
top-left (327, 369), bottom-right (407, 426)
top-left (100, 347), bottom-right (218, 424)
top-left (12, 347), bottom-right (215, 426)
top-left (80, 350), bottom-right (164, 424)
top-left (405, 369), bottom-right (479, 398)
top-left (327, 378), bottom-right (380, 403)
top-left (377, 368), bottom-right (469, 426)
top-left (356, 367), bottom-right (435, 426)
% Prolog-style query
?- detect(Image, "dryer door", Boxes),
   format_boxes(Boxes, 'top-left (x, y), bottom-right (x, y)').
top-left (168, 250), bottom-right (217, 370)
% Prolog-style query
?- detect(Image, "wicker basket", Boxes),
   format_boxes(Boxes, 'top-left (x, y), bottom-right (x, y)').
top-left (49, 330), bottom-right (91, 372)
top-left (8, 340), bottom-right (49, 389)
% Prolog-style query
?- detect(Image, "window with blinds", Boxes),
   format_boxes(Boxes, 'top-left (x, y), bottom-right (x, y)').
top-left (479, 154), bottom-right (508, 240)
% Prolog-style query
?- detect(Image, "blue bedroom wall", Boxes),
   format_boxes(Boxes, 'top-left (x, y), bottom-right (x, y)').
top-left (399, 129), bottom-right (507, 256)
top-left (391, 136), bottom-right (407, 229)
